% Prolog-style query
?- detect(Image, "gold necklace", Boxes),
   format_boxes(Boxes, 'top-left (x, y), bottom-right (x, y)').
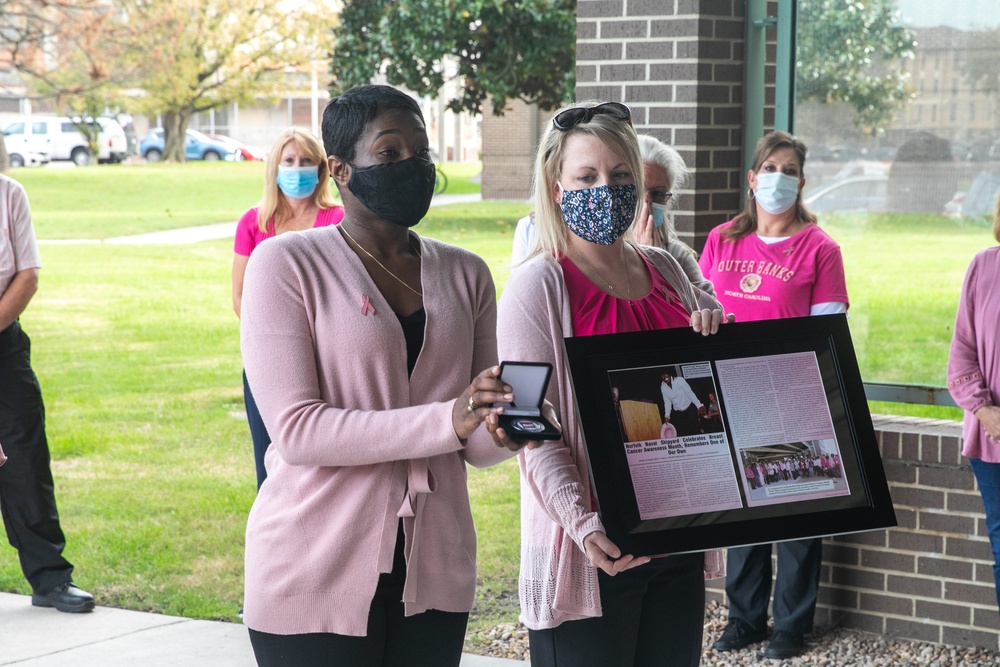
top-left (339, 225), bottom-right (423, 298)
top-left (571, 246), bottom-right (632, 301)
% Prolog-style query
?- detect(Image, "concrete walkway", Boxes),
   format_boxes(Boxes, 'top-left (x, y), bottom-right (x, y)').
top-left (38, 193), bottom-right (484, 246)
top-left (0, 592), bottom-right (526, 666)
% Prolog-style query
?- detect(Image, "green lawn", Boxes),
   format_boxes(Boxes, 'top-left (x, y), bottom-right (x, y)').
top-left (827, 211), bottom-right (986, 420)
top-left (8, 161), bottom-right (484, 239)
top-left (0, 164), bottom-right (989, 637)
top-left (0, 166), bottom-right (529, 636)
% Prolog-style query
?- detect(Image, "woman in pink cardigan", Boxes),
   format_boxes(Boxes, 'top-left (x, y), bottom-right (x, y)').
top-left (948, 195), bottom-right (1000, 615)
top-left (240, 84), bottom-right (520, 666)
top-left (495, 102), bottom-right (726, 667)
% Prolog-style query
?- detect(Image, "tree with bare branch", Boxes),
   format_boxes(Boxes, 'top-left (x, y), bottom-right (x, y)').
top-left (120, 0), bottom-right (330, 161)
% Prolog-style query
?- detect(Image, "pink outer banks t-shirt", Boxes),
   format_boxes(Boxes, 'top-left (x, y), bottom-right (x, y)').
top-left (698, 221), bottom-right (848, 322)
top-left (234, 205), bottom-right (345, 257)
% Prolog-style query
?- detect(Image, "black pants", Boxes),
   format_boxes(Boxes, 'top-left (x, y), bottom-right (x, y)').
top-left (528, 552), bottom-right (705, 667)
top-left (723, 538), bottom-right (822, 635)
top-left (242, 370), bottom-right (271, 490)
top-left (0, 321), bottom-right (73, 594)
top-left (248, 523), bottom-right (469, 667)
top-left (670, 404), bottom-right (701, 437)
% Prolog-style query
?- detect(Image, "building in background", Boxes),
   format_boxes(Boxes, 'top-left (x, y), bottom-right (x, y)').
top-left (2, 61), bottom-right (482, 163)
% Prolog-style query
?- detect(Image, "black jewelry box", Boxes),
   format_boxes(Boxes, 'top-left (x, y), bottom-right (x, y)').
top-left (494, 361), bottom-right (562, 441)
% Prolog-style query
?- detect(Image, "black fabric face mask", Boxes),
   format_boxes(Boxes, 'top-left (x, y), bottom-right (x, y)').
top-left (346, 156), bottom-right (436, 228)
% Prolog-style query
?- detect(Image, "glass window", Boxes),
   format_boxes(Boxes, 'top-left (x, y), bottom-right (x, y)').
top-left (32, 122), bottom-right (47, 134)
top-left (62, 121), bottom-right (99, 133)
top-left (794, 1), bottom-right (1000, 418)
top-left (4, 122), bottom-right (24, 136)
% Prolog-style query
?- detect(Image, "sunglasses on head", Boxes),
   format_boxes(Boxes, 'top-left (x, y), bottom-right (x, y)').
top-left (552, 102), bottom-right (632, 131)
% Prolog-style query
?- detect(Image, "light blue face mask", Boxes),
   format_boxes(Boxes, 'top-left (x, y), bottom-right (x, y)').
top-left (753, 172), bottom-right (799, 214)
top-left (276, 165), bottom-right (320, 199)
top-left (651, 201), bottom-right (670, 228)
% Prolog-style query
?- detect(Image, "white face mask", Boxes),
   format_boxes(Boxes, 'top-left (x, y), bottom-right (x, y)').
top-left (753, 172), bottom-right (799, 214)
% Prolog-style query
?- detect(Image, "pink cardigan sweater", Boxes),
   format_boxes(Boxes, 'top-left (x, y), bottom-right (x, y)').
top-left (948, 246), bottom-right (1000, 462)
top-left (240, 225), bottom-right (512, 636)
top-left (497, 246), bottom-right (724, 630)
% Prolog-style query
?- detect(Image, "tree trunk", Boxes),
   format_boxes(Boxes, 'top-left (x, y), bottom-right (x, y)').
top-left (162, 111), bottom-right (189, 163)
top-left (0, 136), bottom-right (9, 172)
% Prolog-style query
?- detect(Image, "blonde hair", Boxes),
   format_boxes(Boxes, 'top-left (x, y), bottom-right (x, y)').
top-left (527, 101), bottom-right (644, 260)
top-left (257, 127), bottom-right (337, 233)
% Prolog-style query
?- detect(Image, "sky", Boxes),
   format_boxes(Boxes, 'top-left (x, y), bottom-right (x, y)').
top-left (896, 0), bottom-right (1000, 30)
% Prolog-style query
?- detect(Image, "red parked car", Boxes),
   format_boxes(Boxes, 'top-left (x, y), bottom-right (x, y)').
top-left (207, 134), bottom-right (266, 162)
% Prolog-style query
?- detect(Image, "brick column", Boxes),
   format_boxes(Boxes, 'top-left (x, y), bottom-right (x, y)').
top-left (576, 0), bottom-right (746, 252)
top-left (481, 101), bottom-right (545, 201)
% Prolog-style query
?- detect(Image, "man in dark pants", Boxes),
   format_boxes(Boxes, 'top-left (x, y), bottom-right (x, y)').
top-left (711, 538), bottom-right (822, 659)
top-left (659, 369), bottom-right (705, 437)
top-left (0, 173), bottom-right (94, 613)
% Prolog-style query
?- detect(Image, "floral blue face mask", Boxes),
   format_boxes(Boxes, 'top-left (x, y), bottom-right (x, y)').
top-left (559, 183), bottom-right (638, 246)
top-left (276, 165), bottom-right (320, 199)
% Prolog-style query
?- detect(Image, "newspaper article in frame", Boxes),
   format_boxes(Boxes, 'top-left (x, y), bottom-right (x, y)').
top-left (714, 350), bottom-right (850, 507)
top-left (608, 361), bottom-right (743, 520)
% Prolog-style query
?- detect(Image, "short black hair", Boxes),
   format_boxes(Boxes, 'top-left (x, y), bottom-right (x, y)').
top-left (321, 84), bottom-right (424, 162)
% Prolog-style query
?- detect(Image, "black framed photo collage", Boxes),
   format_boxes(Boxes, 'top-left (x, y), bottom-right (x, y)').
top-left (563, 314), bottom-right (896, 557)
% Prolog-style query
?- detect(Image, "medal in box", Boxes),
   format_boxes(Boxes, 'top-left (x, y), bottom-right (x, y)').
top-left (494, 361), bottom-right (561, 441)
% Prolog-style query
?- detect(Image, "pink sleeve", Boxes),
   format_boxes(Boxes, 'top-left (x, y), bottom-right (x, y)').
top-left (498, 263), bottom-right (604, 550)
top-left (697, 228), bottom-right (718, 280)
top-left (234, 208), bottom-right (261, 256)
top-left (948, 256), bottom-right (992, 413)
top-left (810, 242), bottom-right (849, 309)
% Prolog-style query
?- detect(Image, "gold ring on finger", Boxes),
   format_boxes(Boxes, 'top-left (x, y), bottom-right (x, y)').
top-left (468, 396), bottom-right (478, 413)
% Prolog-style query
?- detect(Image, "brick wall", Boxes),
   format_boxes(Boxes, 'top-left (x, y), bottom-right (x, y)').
top-left (481, 1), bottom-right (751, 247)
top-left (480, 100), bottom-right (544, 201)
top-left (706, 415), bottom-right (1000, 651)
top-left (575, 0), bottom-right (747, 251)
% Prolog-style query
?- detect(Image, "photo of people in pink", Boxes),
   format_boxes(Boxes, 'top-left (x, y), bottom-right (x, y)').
top-left (738, 440), bottom-right (849, 507)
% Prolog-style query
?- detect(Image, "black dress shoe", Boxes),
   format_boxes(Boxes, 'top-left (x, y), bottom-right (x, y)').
top-left (711, 618), bottom-right (767, 651)
top-left (764, 631), bottom-right (804, 659)
top-left (31, 582), bottom-right (95, 613)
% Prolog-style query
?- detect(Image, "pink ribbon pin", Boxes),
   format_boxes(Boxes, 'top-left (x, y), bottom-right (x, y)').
top-left (361, 294), bottom-right (375, 316)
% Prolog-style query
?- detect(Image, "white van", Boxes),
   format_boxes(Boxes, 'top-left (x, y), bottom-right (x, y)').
top-left (2, 115), bottom-right (128, 165)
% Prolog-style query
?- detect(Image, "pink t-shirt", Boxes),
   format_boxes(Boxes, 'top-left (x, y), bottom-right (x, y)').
top-left (233, 205), bottom-right (345, 256)
top-left (698, 221), bottom-right (848, 322)
top-left (559, 253), bottom-right (691, 336)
